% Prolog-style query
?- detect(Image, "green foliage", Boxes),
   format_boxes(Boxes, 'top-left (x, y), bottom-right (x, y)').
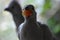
top-left (41, 0), bottom-right (51, 16)
top-left (44, 0), bottom-right (51, 10)
top-left (47, 17), bottom-right (57, 27)
top-left (47, 17), bottom-right (60, 34)
top-left (53, 24), bottom-right (60, 34)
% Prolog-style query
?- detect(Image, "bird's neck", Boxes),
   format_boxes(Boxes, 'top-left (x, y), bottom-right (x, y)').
top-left (24, 16), bottom-right (36, 23)
top-left (12, 14), bottom-right (24, 27)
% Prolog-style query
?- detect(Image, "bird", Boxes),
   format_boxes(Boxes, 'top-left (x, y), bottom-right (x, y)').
top-left (4, 0), bottom-right (24, 39)
top-left (19, 5), bottom-right (43, 40)
top-left (5, 0), bottom-right (24, 29)
top-left (19, 5), bottom-right (59, 40)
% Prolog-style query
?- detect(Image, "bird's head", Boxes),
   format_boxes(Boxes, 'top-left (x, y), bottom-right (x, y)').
top-left (22, 5), bottom-right (36, 18)
top-left (4, 1), bottom-right (22, 15)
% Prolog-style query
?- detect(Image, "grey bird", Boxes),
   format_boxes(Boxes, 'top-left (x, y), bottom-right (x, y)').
top-left (5, 0), bottom-right (24, 29)
top-left (19, 5), bottom-right (59, 40)
top-left (4, 0), bottom-right (24, 39)
top-left (19, 5), bottom-right (43, 40)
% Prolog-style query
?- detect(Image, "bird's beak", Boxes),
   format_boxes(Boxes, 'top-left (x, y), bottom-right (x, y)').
top-left (4, 8), bottom-right (9, 11)
top-left (22, 9), bottom-right (32, 17)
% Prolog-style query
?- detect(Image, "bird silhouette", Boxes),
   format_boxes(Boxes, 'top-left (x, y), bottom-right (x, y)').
top-left (19, 5), bottom-right (59, 40)
top-left (4, 0), bottom-right (24, 39)
top-left (5, 0), bottom-right (24, 29)
top-left (19, 5), bottom-right (43, 40)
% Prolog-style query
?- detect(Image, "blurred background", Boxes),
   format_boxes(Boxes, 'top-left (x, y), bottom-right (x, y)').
top-left (0, 0), bottom-right (60, 40)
